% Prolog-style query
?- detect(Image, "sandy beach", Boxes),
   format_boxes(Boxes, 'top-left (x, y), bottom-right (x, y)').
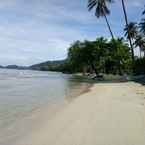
top-left (16, 81), bottom-right (145, 145)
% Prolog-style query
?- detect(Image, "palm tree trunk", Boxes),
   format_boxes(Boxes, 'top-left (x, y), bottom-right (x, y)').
top-left (104, 15), bottom-right (114, 39)
top-left (121, 0), bottom-right (135, 61)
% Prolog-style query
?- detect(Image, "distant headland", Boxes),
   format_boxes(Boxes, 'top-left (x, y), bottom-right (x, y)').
top-left (0, 60), bottom-right (66, 72)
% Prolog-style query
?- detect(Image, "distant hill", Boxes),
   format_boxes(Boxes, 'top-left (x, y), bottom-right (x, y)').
top-left (0, 60), bottom-right (67, 72)
top-left (0, 65), bottom-right (28, 70)
top-left (5, 65), bottom-right (28, 70)
top-left (29, 60), bottom-right (66, 71)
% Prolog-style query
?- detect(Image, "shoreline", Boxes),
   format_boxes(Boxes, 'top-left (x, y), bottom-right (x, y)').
top-left (0, 79), bottom-right (93, 145)
top-left (14, 81), bottom-right (145, 145)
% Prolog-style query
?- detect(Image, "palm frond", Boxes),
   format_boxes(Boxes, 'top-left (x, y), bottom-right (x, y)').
top-left (88, 0), bottom-right (111, 17)
top-left (88, 0), bottom-right (96, 11)
top-left (124, 22), bottom-right (138, 39)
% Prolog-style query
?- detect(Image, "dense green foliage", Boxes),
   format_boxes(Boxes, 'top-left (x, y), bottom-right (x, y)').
top-left (133, 58), bottom-right (145, 75)
top-left (66, 38), bottom-right (131, 75)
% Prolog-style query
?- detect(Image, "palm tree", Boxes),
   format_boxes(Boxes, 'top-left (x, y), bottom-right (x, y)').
top-left (88, 0), bottom-right (114, 39)
top-left (121, 0), bottom-right (135, 61)
top-left (124, 22), bottom-right (138, 40)
top-left (124, 22), bottom-right (145, 58)
top-left (134, 35), bottom-right (145, 57)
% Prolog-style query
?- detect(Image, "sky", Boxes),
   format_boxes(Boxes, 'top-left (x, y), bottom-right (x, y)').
top-left (0, 0), bottom-right (144, 66)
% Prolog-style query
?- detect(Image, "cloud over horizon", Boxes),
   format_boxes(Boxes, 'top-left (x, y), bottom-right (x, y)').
top-left (0, 0), bottom-right (144, 65)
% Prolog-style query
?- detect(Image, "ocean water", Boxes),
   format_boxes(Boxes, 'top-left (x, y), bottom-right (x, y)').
top-left (0, 69), bottom-right (90, 144)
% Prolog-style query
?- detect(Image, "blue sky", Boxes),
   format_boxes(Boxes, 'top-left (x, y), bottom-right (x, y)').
top-left (0, 0), bottom-right (144, 66)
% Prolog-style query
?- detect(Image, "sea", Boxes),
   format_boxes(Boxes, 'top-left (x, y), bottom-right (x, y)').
top-left (0, 69), bottom-right (91, 145)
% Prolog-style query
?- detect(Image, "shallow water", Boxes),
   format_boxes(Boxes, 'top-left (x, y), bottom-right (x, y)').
top-left (0, 69), bottom-right (91, 144)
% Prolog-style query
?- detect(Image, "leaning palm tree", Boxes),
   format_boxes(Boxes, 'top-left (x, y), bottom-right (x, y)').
top-left (88, 0), bottom-right (114, 39)
top-left (121, 0), bottom-right (134, 61)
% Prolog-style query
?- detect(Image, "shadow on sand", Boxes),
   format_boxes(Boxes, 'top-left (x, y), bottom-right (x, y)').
top-left (70, 74), bottom-right (145, 86)
top-left (132, 75), bottom-right (145, 86)
top-left (70, 74), bottom-right (129, 84)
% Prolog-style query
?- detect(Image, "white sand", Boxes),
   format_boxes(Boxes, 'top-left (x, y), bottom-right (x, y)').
top-left (16, 82), bottom-right (145, 145)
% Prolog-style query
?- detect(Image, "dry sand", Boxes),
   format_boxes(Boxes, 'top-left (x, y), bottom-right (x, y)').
top-left (16, 82), bottom-right (145, 145)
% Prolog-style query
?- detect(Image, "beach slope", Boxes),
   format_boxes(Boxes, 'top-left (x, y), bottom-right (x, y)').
top-left (17, 82), bottom-right (145, 145)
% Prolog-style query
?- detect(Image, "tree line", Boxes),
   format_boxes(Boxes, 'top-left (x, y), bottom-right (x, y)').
top-left (63, 38), bottom-right (130, 75)
top-left (62, 37), bottom-right (145, 75)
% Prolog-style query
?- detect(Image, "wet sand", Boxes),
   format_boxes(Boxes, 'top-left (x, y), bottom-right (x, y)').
top-left (15, 82), bottom-right (145, 145)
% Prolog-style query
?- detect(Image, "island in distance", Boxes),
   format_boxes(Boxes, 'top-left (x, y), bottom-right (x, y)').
top-left (0, 60), bottom-right (66, 72)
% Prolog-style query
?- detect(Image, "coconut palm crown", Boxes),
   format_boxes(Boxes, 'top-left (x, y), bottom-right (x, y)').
top-left (124, 22), bottom-right (138, 40)
top-left (88, 0), bottom-right (114, 39)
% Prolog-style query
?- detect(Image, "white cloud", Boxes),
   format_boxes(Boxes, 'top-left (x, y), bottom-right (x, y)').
top-left (0, 0), bottom-right (144, 65)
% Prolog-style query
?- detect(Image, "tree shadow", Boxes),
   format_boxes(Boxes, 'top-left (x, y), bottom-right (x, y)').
top-left (69, 75), bottom-right (129, 84)
top-left (132, 76), bottom-right (145, 86)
